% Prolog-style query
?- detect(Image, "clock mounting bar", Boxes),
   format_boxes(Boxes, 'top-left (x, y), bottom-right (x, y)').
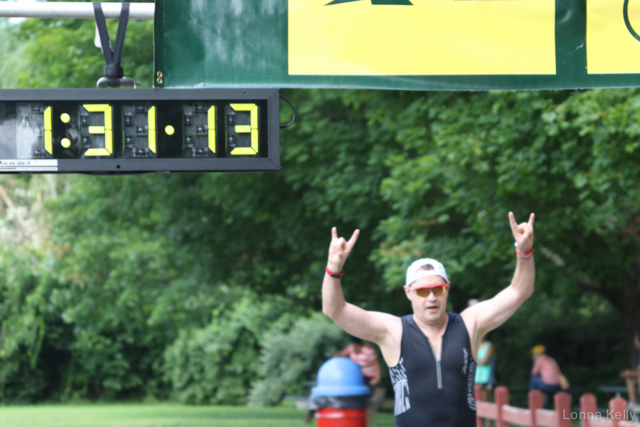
top-left (0, 2), bottom-right (154, 20)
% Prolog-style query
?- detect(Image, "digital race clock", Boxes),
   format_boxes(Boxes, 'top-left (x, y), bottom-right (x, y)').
top-left (0, 88), bottom-right (280, 174)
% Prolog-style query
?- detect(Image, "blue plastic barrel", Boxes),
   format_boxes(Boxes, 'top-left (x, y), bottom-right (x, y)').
top-left (311, 357), bottom-right (370, 397)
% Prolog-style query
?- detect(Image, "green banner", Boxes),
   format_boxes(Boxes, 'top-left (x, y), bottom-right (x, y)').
top-left (154, 0), bottom-right (640, 90)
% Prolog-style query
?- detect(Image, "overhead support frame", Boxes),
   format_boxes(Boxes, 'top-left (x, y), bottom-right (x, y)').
top-left (0, 2), bottom-right (154, 20)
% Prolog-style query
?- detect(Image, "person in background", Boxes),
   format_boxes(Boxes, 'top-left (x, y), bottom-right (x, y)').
top-left (334, 336), bottom-right (381, 386)
top-left (529, 345), bottom-right (570, 394)
top-left (475, 332), bottom-right (496, 402)
top-left (620, 333), bottom-right (640, 412)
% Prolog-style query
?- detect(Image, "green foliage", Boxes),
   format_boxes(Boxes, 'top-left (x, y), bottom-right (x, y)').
top-left (0, 21), bottom-right (29, 88)
top-left (0, 245), bottom-right (51, 402)
top-left (248, 313), bottom-right (345, 406)
top-left (163, 292), bottom-right (288, 405)
top-left (0, 4), bottom-right (159, 401)
top-left (3, 88), bottom-right (640, 404)
top-left (16, 88), bottom-right (399, 402)
top-left (1, 7), bottom-right (640, 402)
top-left (365, 89), bottom-right (640, 332)
top-left (2, 0), bottom-right (153, 89)
top-left (0, 176), bottom-right (68, 402)
top-left (491, 290), bottom-right (626, 402)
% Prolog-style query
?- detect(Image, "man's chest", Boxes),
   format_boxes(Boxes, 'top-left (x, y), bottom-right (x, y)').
top-left (423, 334), bottom-right (443, 359)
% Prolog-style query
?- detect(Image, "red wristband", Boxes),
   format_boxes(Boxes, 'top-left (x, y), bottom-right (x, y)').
top-left (326, 267), bottom-right (343, 279)
top-left (516, 247), bottom-right (534, 259)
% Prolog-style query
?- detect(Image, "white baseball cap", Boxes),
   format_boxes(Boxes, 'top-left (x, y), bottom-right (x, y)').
top-left (405, 258), bottom-right (449, 288)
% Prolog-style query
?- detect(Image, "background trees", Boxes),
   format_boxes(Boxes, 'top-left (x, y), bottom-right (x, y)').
top-left (0, 2), bottom-right (638, 404)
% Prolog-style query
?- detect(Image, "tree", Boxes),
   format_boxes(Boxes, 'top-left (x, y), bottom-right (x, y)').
top-left (0, 0), bottom-right (159, 401)
top-left (2, 0), bottom-right (639, 401)
top-left (368, 89), bottom-right (640, 356)
top-left (44, 89), bottom-right (640, 399)
top-left (11, 0), bottom-right (153, 89)
top-left (39, 89), bottom-right (398, 399)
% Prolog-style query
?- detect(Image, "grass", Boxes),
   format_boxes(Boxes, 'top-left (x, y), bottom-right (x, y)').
top-left (0, 404), bottom-right (396, 427)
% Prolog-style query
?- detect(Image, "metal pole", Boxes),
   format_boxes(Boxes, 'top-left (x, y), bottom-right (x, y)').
top-left (0, 2), bottom-right (154, 20)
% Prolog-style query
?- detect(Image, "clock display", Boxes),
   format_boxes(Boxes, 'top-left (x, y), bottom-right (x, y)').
top-left (0, 88), bottom-right (280, 173)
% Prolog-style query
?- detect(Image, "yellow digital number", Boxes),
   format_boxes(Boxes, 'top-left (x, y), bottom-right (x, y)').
top-left (148, 106), bottom-right (156, 154)
top-left (230, 103), bottom-right (258, 155)
top-left (208, 106), bottom-right (216, 154)
top-left (83, 104), bottom-right (113, 156)
top-left (43, 106), bottom-right (52, 155)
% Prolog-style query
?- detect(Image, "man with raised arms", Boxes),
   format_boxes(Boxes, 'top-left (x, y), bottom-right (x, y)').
top-left (322, 212), bottom-right (535, 427)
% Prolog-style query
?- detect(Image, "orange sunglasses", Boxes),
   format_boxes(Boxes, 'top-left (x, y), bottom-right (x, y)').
top-left (409, 282), bottom-right (450, 297)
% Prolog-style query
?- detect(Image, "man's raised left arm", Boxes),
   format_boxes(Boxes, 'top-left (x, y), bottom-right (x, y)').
top-left (462, 212), bottom-right (535, 341)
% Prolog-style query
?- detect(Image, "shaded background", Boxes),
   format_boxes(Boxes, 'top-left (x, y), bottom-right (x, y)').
top-left (0, 0), bottom-right (638, 409)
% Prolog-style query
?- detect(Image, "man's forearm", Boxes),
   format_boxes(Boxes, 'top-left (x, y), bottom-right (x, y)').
top-left (322, 273), bottom-right (347, 319)
top-left (510, 256), bottom-right (535, 299)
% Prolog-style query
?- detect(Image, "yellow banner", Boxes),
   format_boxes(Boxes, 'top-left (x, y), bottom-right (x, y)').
top-left (288, 0), bottom-right (556, 76)
top-left (587, 0), bottom-right (640, 74)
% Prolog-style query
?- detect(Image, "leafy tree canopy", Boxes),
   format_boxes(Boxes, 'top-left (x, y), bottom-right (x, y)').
top-left (0, 3), bottom-right (638, 403)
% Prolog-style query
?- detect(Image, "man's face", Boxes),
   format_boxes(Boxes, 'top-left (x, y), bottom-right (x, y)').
top-left (405, 275), bottom-right (448, 325)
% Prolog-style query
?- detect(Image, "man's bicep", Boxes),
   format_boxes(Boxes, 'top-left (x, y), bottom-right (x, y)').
top-left (331, 303), bottom-right (397, 345)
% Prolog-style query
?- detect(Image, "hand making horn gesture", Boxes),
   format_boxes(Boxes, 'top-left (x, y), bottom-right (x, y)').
top-left (327, 227), bottom-right (360, 273)
top-left (509, 212), bottom-right (535, 255)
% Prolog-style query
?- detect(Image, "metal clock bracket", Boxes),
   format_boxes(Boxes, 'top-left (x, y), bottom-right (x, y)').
top-left (93, 2), bottom-right (136, 88)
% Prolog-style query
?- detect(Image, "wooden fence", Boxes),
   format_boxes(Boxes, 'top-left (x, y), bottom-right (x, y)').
top-left (475, 384), bottom-right (637, 427)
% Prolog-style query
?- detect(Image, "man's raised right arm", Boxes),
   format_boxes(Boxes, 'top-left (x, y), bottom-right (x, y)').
top-left (322, 227), bottom-right (397, 345)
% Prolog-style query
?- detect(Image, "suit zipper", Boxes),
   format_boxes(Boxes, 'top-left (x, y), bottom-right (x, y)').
top-left (427, 340), bottom-right (443, 390)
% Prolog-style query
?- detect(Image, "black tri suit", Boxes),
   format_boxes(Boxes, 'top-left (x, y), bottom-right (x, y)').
top-left (389, 313), bottom-right (477, 427)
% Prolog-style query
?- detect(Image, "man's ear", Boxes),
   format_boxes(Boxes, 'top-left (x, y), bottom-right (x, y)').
top-left (404, 286), bottom-right (412, 300)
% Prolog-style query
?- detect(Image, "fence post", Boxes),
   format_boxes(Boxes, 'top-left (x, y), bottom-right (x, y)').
top-left (609, 397), bottom-right (627, 427)
top-left (529, 389), bottom-right (544, 427)
top-left (475, 384), bottom-right (483, 427)
top-left (554, 392), bottom-right (572, 427)
top-left (495, 386), bottom-right (509, 427)
top-left (580, 393), bottom-right (598, 427)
